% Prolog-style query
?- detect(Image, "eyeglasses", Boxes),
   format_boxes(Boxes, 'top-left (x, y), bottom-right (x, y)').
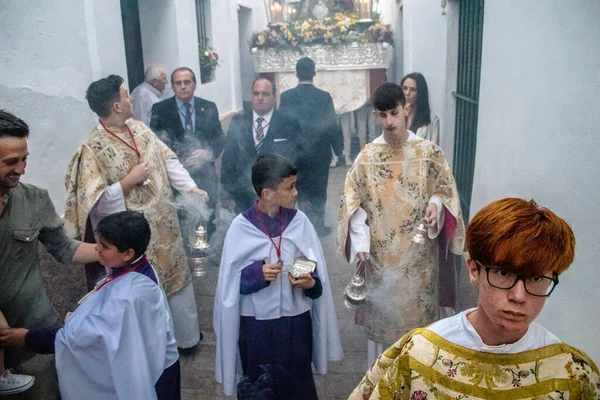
top-left (475, 261), bottom-right (559, 297)
top-left (402, 86), bottom-right (417, 94)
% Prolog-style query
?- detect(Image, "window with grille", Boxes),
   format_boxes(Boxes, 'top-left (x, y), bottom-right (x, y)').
top-left (452, 0), bottom-right (485, 221)
top-left (196, 0), bottom-right (211, 48)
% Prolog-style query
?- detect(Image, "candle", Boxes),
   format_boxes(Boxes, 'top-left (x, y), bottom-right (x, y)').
top-left (271, 2), bottom-right (283, 24)
top-left (359, 0), bottom-right (371, 20)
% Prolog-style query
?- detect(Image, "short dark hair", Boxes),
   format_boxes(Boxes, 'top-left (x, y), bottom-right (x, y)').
top-left (373, 83), bottom-right (406, 112)
top-left (251, 78), bottom-right (276, 94)
top-left (171, 67), bottom-right (196, 84)
top-left (296, 57), bottom-right (316, 81)
top-left (86, 75), bottom-right (124, 118)
top-left (0, 110), bottom-right (29, 138)
top-left (252, 154), bottom-right (297, 197)
top-left (97, 211), bottom-right (151, 260)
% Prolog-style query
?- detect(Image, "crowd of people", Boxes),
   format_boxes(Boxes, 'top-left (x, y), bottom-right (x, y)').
top-left (0, 55), bottom-right (597, 400)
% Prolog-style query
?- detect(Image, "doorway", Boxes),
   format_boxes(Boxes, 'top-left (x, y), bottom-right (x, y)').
top-left (120, 0), bottom-right (145, 91)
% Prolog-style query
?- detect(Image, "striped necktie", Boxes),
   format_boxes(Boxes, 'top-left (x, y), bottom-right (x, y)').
top-left (184, 102), bottom-right (193, 131)
top-left (255, 117), bottom-right (265, 153)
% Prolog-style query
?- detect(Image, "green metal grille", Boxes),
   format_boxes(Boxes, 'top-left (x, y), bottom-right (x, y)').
top-left (452, 0), bottom-right (485, 221)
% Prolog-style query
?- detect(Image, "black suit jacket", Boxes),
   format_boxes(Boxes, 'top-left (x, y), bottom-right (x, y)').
top-left (279, 84), bottom-right (343, 165)
top-left (150, 96), bottom-right (224, 206)
top-left (220, 110), bottom-right (304, 212)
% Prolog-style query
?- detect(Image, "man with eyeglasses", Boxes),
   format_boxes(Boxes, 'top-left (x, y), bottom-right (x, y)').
top-left (350, 197), bottom-right (599, 400)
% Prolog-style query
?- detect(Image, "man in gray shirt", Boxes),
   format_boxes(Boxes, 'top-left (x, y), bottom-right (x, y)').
top-left (0, 110), bottom-right (97, 399)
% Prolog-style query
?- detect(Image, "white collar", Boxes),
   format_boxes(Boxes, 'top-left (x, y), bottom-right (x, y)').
top-left (96, 119), bottom-right (133, 131)
top-left (372, 130), bottom-right (418, 144)
top-left (175, 96), bottom-right (195, 109)
top-left (253, 109), bottom-right (274, 124)
top-left (427, 308), bottom-right (561, 354)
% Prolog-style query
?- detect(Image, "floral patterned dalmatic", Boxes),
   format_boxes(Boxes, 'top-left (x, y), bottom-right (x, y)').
top-left (349, 329), bottom-right (600, 400)
top-left (64, 120), bottom-right (191, 296)
top-left (337, 139), bottom-right (465, 343)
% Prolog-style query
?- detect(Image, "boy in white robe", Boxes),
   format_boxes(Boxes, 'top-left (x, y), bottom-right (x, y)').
top-left (0, 211), bottom-right (180, 400)
top-left (214, 154), bottom-right (343, 398)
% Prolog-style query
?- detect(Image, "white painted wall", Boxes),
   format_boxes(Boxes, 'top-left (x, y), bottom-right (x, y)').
top-left (139, 0), bottom-right (182, 88)
top-left (139, 0), bottom-right (202, 100)
top-left (441, 1), bottom-right (459, 167)
top-left (204, 0), bottom-right (267, 115)
top-left (237, 0), bottom-right (269, 103)
top-left (139, 0), bottom-right (268, 118)
top-left (401, 0), bottom-right (450, 152)
top-left (378, 0), bottom-right (396, 25)
top-left (238, 5), bottom-right (257, 103)
top-left (0, 0), bottom-right (267, 213)
top-left (0, 0), bottom-right (127, 213)
top-left (471, 0), bottom-right (600, 361)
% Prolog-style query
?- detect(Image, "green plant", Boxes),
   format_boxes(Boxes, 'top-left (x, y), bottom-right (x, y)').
top-left (199, 45), bottom-right (220, 69)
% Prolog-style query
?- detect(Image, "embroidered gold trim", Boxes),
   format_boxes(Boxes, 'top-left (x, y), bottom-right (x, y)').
top-left (569, 344), bottom-right (599, 372)
top-left (410, 358), bottom-right (582, 399)
top-left (420, 329), bottom-right (571, 365)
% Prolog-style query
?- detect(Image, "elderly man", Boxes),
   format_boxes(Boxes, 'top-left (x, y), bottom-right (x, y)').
top-left (150, 67), bottom-right (224, 213)
top-left (64, 75), bottom-right (207, 349)
top-left (0, 110), bottom-right (97, 399)
top-left (131, 66), bottom-right (167, 125)
top-left (279, 57), bottom-right (342, 236)
top-left (220, 78), bottom-right (305, 214)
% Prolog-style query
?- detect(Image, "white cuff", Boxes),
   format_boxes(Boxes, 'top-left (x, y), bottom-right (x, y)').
top-left (348, 207), bottom-right (370, 263)
top-left (166, 158), bottom-right (197, 192)
top-left (89, 182), bottom-right (126, 238)
top-left (428, 195), bottom-right (445, 239)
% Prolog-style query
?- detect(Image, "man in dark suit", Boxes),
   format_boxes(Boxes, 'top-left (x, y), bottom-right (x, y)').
top-left (150, 67), bottom-right (225, 211)
top-left (279, 58), bottom-right (343, 236)
top-left (221, 78), bottom-right (304, 214)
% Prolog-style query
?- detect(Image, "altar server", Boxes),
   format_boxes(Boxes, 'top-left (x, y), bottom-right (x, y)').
top-left (214, 154), bottom-right (343, 398)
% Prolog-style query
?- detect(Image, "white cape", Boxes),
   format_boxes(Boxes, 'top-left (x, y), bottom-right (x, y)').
top-left (213, 210), bottom-right (343, 395)
top-left (55, 268), bottom-right (178, 400)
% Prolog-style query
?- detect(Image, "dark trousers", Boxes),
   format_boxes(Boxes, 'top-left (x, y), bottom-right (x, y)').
top-left (298, 161), bottom-right (330, 228)
top-left (155, 359), bottom-right (181, 400)
top-left (238, 311), bottom-right (317, 400)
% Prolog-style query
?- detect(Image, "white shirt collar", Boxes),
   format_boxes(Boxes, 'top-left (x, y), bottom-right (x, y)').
top-left (427, 308), bottom-right (561, 354)
top-left (253, 108), bottom-right (274, 124)
top-left (175, 96), bottom-right (195, 109)
top-left (96, 119), bottom-right (133, 131)
top-left (372, 130), bottom-right (418, 144)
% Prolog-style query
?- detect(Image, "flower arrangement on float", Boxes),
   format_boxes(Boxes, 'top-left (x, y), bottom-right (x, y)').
top-left (249, 11), bottom-right (392, 51)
